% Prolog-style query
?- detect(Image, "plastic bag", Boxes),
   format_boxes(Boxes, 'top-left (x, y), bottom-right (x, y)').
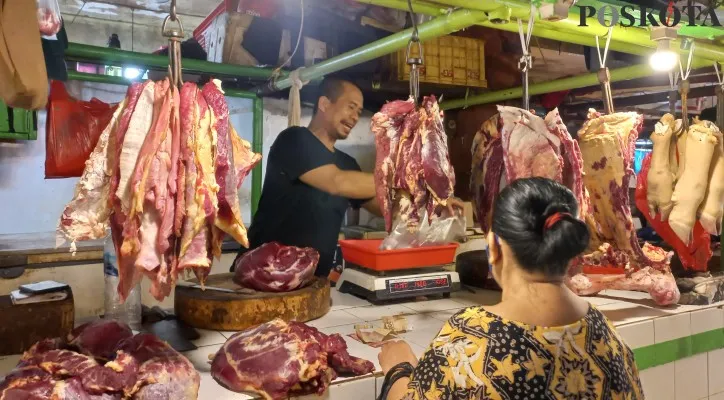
top-left (634, 153), bottom-right (712, 272)
top-left (381, 209), bottom-right (467, 250)
top-left (37, 0), bottom-right (61, 36)
top-left (45, 80), bottom-right (118, 178)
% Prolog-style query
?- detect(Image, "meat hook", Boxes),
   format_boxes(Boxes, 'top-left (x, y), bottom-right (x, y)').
top-left (406, 0), bottom-right (424, 106)
top-left (668, 70), bottom-right (679, 115)
top-left (595, 27), bottom-right (614, 114)
top-left (162, 0), bottom-right (185, 88)
top-left (517, 5), bottom-right (535, 111)
top-left (674, 41), bottom-right (695, 135)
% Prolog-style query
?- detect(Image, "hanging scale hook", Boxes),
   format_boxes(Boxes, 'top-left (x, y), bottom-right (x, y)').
top-left (406, 0), bottom-right (423, 105)
top-left (517, 5), bottom-right (535, 111)
top-left (162, 0), bottom-right (185, 88)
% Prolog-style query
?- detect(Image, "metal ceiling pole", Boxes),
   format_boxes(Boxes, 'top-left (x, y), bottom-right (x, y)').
top-left (66, 43), bottom-right (283, 80)
top-left (354, 0), bottom-right (446, 16)
top-left (251, 97), bottom-right (264, 216)
top-left (440, 58), bottom-right (710, 110)
top-left (429, 0), bottom-right (724, 62)
top-left (264, 8), bottom-right (487, 92)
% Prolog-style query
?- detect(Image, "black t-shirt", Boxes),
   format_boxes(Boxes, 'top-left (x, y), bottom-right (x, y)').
top-left (238, 126), bottom-right (368, 277)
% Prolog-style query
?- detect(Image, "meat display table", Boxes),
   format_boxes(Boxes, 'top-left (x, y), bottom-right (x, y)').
top-left (174, 274), bottom-right (330, 331)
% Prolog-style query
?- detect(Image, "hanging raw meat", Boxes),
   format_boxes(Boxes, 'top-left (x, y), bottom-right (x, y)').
top-left (470, 106), bottom-right (679, 305)
top-left (210, 318), bottom-right (374, 400)
top-left (57, 79), bottom-right (261, 301)
top-left (371, 96), bottom-right (455, 244)
top-left (0, 319), bottom-right (199, 399)
top-left (232, 242), bottom-right (319, 292)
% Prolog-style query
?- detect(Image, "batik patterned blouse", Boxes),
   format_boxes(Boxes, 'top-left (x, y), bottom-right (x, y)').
top-left (403, 306), bottom-right (644, 400)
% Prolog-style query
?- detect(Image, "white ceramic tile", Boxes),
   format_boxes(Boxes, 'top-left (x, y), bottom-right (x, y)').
top-left (675, 354), bottom-right (709, 400)
top-left (655, 313), bottom-right (692, 343)
top-left (615, 320), bottom-right (655, 349)
top-left (307, 310), bottom-right (365, 329)
top-left (711, 392), bottom-right (724, 400)
top-left (182, 344), bottom-right (221, 373)
top-left (598, 301), bottom-right (669, 326)
top-left (375, 375), bottom-right (385, 398)
top-left (402, 298), bottom-right (466, 313)
top-left (429, 310), bottom-right (457, 322)
top-left (294, 376), bottom-right (376, 400)
top-left (396, 314), bottom-right (446, 348)
top-left (690, 307), bottom-right (724, 335)
top-left (347, 304), bottom-right (415, 322)
top-left (197, 371), bottom-right (257, 400)
top-left (640, 363), bottom-right (675, 400)
top-left (585, 297), bottom-right (623, 306)
top-left (330, 289), bottom-right (370, 311)
top-left (709, 348), bottom-right (724, 395)
top-left (192, 329), bottom-right (228, 347)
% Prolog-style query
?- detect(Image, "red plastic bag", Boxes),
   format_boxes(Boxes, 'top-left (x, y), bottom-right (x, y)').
top-left (634, 153), bottom-right (712, 271)
top-left (45, 80), bottom-right (118, 178)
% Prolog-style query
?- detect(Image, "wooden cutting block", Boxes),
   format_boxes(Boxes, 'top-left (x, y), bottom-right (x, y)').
top-left (174, 274), bottom-right (330, 331)
top-left (0, 288), bottom-right (74, 356)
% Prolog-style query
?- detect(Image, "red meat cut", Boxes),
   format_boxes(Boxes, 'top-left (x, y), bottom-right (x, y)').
top-left (211, 318), bottom-right (374, 400)
top-left (0, 319), bottom-right (199, 400)
top-left (233, 242), bottom-right (319, 292)
top-left (371, 96), bottom-right (455, 235)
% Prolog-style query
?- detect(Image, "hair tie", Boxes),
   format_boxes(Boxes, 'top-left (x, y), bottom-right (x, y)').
top-left (544, 212), bottom-right (571, 231)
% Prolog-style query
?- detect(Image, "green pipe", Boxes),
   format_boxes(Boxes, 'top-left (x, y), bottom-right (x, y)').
top-left (251, 97), bottom-right (264, 216)
top-left (270, 8), bottom-right (487, 91)
top-left (429, 0), bottom-right (724, 62)
top-left (440, 58), bottom-right (711, 110)
top-left (66, 43), bottom-right (284, 80)
top-left (354, 0), bottom-right (448, 16)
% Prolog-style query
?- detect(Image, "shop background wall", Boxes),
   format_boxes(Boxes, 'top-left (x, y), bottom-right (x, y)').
top-left (0, 83), bottom-right (378, 236)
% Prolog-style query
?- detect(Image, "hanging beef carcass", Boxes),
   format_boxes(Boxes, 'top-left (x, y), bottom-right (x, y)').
top-left (470, 107), bottom-right (679, 305)
top-left (0, 319), bottom-right (200, 399)
top-left (57, 79), bottom-right (262, 301)
top-left (371, 96), bottom-right (455, 245)
top-left (233, 242), bottom-right (319, 292)
top-left (210, 319), bottom-right (374, 400)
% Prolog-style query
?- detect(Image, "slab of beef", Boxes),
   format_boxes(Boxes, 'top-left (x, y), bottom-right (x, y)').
top-left (470, 107), bottom-right (589, 232)
top-left (57, 78), bottom-right (261, 301)
top-left (211, 318), bottom-right (374, 400)
top-left (232, 242), bottom-right (318, 292)
top-left (0, 320), bottom-right (199, 400)
top-left (371, 96), bottom-right (455, 237)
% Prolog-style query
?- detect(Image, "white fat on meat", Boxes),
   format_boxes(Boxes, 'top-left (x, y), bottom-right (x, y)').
top-left (56, 100), bottom-right (127, 250)
top-left (117, 83), bottom-right (155, 212)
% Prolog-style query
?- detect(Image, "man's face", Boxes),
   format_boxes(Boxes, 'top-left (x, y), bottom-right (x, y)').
top-left (322, 83), bottom-right (363, 140)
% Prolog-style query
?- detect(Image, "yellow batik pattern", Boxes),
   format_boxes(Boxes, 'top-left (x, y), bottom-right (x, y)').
top-left (403, 306), bottom-right (644, 400)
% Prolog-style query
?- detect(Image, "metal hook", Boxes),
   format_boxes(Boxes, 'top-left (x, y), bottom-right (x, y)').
top-left (162, 0), bottom-right (184, 88)
top-left (406, 0), bottom-right (423, 105)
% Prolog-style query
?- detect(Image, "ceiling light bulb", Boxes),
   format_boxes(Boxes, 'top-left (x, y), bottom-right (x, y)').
top-left (650, 41), bottom-right (678, 72)
top-left (123, 67), bottom-right (141, 80)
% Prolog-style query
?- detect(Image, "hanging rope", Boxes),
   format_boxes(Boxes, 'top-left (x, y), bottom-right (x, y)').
top-left (676, 42), bottom-right (695, 132)
top-left (517, 4), bottom-right (535, 111)
top-left (272, 0), bottom-right (304, 81)
top-left (162, 0), bottom-right (184, 88)
top-left (595, 27), bottom-right (614, 114)
top-left (668, 71), bottom-right (680, 114)
top-left (288, 69), bottom-right (309, 127)
top-left (406, 0), bottom-right (424, 105)
top-left (714, 62), bottom-right (724, 130)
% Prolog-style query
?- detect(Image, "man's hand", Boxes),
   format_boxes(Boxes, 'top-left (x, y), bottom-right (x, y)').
top-left (445, 197), bottom-right (465, 216)
top-left (378, 340), bottom-right (418, 374)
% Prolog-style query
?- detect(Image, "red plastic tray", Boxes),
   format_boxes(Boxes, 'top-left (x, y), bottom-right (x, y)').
top-left (338, 239), bottom-right (459, 271)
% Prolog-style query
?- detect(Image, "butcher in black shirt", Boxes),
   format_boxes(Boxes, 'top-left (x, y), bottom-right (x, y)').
top-left (231, 78), bottom-right (380, 278)
top-left (233, 78), bottom-right (462, 278)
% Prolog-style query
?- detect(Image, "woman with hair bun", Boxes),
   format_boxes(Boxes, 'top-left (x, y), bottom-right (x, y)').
top-left (378, 177), bottom-right (644, 400)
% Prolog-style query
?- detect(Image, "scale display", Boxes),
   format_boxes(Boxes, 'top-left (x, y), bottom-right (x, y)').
top-left (387, 275), bottom-right (451, 294)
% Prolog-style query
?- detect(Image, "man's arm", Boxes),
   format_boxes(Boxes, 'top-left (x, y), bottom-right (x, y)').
top-left (299, 165), bottom-right (376, 199)
top-left (361, 198), bottom-right (382, 217)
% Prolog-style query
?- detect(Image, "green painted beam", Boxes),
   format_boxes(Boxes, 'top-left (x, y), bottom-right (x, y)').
top-left (440, 58), bottom-right (711, 110)
top-left (66, 43), bottom-right (284, 80)
top-left (429, 0), bottom-right (724, 62)
top-left (354, 0), bottom-right (448, 16)
top-left (251, 97), bottom-right (264, 217)
top-left (270, 8), bottom-right (487, 91)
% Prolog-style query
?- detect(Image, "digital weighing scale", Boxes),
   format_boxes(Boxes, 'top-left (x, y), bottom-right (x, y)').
top-left (335, 239), bottom-right (461, 302)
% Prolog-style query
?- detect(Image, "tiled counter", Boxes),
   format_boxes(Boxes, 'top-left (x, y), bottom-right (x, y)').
top-left (1, 289), bottom-right (723, 400)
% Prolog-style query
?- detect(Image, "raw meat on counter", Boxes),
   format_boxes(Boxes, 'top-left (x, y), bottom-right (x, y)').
top-left (56, 79), bottom-right (261, 302)
top-left (233, 242), bottom-right (319, 292)
top-left (0, 319), bottom-right (200, 399)
top-left (211, 318), bottom-right (374, 400)
top-left (371, 96), bottom-right (455, 236)
top-left (470, 107), bottom-right (678, 305)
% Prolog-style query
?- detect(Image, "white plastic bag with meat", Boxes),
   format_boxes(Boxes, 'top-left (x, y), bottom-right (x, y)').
top-left (381, 209), bottom-right (466, 250)
top-left (37, 0), bottom-right (62, 36)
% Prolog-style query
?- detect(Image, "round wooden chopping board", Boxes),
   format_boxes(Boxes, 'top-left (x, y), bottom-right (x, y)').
top-left (174, 273), bottom-right (330, 331)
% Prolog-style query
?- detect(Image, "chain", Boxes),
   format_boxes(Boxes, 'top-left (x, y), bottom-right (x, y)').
top-left (405, 0), bottom-right (423, 105)
top-left (162, 0), bottom-right (184, 88)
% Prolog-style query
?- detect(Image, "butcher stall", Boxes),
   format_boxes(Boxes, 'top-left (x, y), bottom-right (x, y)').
top-left (2, 0), bottom-right (724, 399)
